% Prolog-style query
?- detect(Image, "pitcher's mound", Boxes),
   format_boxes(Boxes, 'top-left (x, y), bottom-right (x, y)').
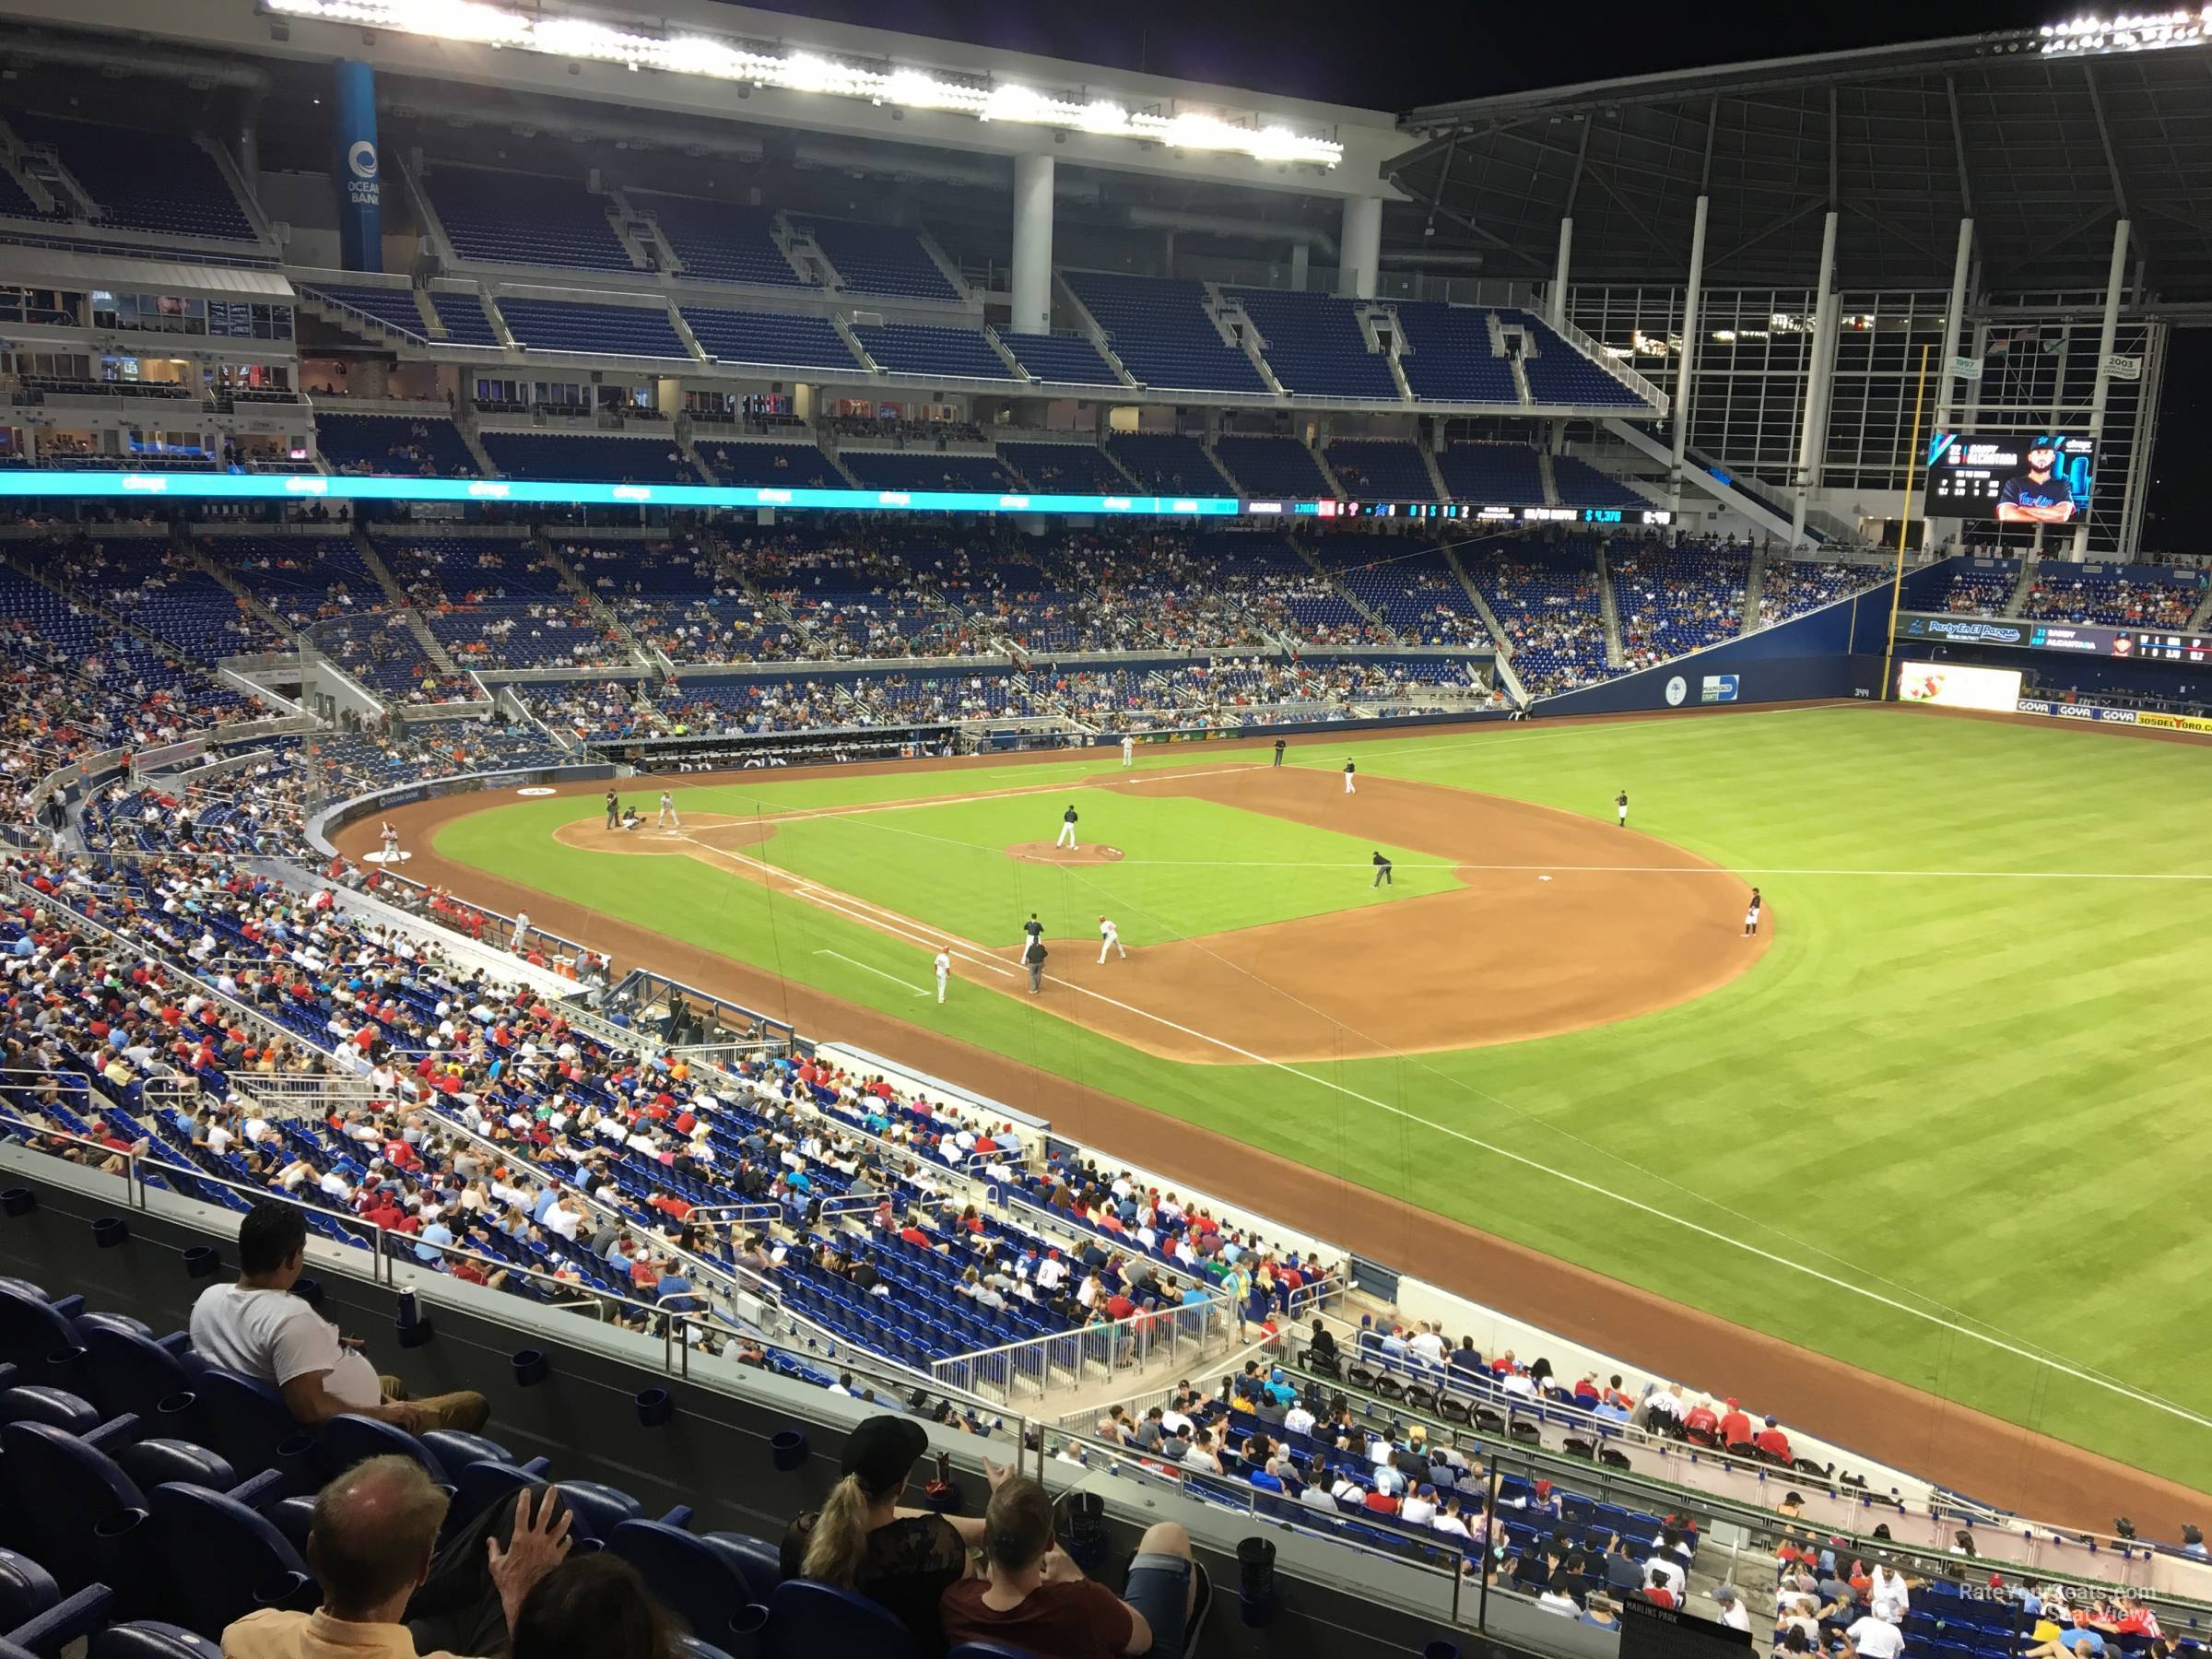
top-left (1006, 841), bottom-right (1124, 866)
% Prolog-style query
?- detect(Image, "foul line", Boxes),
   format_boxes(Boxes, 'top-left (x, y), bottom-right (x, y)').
top-left (812, 948), bottom-right (929, 997)
top-left (994, 964), bottom-right (2212, 1433)
top-left (1088, 860), bottom-right (2212, 882)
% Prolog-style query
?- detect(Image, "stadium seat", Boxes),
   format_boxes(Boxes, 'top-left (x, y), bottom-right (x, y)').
top-left (761, 1579), bottom-right (919, 1659)
top-left (0, 1422), bottom-right (148, 1596)
top-left (86, 1624), bottom-right (224, 1659)
top-left (77, 1326), bottom-right (194, 1425)
top-left (608, 1520), bottom-right (772, 1641)
top-left (146, 1483), bottom-right (314, 1637)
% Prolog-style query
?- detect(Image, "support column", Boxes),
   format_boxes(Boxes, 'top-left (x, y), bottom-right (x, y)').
top-left (1289, 241), bottom-right (1310, 292)
top-left (1338, 196), bottom-right (1382, 300)
top-left (1548, 217), bottom-right (1573, 328)
top-left (2072, 217), bottom-right (2131, 558)
top-left (1790, 211), bottom-right (1839, 548)
top-left (1668, 194), bottom-right (1711, 514)
top-left (332, 59), bottom-right (382, 273)
top-left (1930, 218), bottom-right (1975, 437)
top-left (1009, 152), bottom-right (1054, 338)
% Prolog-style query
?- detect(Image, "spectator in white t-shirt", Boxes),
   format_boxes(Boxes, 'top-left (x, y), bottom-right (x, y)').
top-left (1844, 1614), bottom-right (1906, 1659)
top-left (189, 1201), bottom-right (488, 1435)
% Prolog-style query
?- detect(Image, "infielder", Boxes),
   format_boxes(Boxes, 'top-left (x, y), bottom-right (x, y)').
top-left (1121, 733), bottom-right (1135, 768)
top-left (1743, 888), bottom-right (1763, 938)
top-left (1097, 915), bottom-right (1125, 963)
top-left (1022, 912), bottom-right (1044, 956)
top-left (935, 948), bottom-right (951, 1002)
top-left (378, 819), bottom-right (400, 862)
top-left (1273, 737), bottom-right (1287, 768)
top-left (1371, 850), bottom-right (1393, 888)
top-left (1343, 759), bottom-right (1357, 795)
top-left (1054, 805), bottom-right (1078, 850)
top-left (1616, 788), bottom-right (1629, 829)
top-left (656, 790), bottom-right (680, 831)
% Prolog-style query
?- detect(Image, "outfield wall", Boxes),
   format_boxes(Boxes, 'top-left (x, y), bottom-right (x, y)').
top-left (1534, 576), bottom-right (1927, 719)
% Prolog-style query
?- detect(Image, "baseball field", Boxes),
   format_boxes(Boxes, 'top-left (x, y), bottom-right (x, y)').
top-left (351, 702), bottom-right (2212, 1516)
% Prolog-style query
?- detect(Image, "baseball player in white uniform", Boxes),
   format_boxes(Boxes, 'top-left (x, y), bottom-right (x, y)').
top-left (935, 949), bottom-right (951, 1002)
top-left (510, 910), bottom-right (530, 951)
top-left (378, 819), bottom-right (400, 863)
top-left (1343, 759), bottom-right (1357, 795)
top-left (1121, 734), bottom-right (1135, 767)
top-left (656, 790), bottom-right (680, 831)
top-left (1054, 805), bottom-right (1078, 850)
top-left (1097, 916), bottom-right (1125, 963)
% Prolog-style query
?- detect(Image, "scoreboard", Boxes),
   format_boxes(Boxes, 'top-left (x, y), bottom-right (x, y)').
top-left (1898, 613), bottom-right (2212, 662)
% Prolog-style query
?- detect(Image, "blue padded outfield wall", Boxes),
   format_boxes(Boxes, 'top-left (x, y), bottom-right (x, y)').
top-left (333, 59), bottom-right (382, 272)
top-left (1530, 560), bottom-right (1962, 718)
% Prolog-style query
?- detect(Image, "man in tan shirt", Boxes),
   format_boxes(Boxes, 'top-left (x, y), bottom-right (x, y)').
top-left (222, 1456), bottom-right (570, 1659)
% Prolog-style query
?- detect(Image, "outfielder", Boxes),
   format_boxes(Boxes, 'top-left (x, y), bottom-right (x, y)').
top-left (1097, 915), bottom-right (1125, 963)
top-left (378, 819), bottom-right (400, 863)
top-left (1616, 788), bottom-right (1629, 829)
top-left (1343, 759), bottom-right (1357, 795)
top-left (657, 790), bottom-right (680, 831)
top-left (935, 948), bottom-right (951, 1002)
top-left (1121, 733), bottom-right (1135, 768)
top-left (1054, 804), bottom-right (1078, 850)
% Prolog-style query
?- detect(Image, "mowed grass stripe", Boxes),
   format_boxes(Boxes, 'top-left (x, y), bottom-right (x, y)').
top-left (433, 708), bottom-right (2212, 1487)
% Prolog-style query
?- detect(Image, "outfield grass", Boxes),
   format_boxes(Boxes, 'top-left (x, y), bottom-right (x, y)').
top-left (434, 708), bottom-right (2212, 1489)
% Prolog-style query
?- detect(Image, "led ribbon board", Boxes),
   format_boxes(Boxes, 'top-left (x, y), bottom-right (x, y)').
top-left (0, 473), bottom-right (1247, 514)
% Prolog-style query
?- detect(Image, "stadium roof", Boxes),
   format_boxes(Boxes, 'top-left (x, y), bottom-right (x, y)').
top-left (1390, 25), bottom-right (2212, 303)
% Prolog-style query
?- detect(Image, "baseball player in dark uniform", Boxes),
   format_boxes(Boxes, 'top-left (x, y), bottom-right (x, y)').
top-left (1022, 913), bottom-right (1044, 956)
top-left (1616, 788), bottom-right (1629, 829)
top-left (1743, 888), bottom-right (1763, 937)
top-left (1343, 759), bottom-right (1357, 795)
top-left (1371, 850), bottom-right (1393, 888)
top-left (604, 789), bottom-right (619, 830)
top-left (1023, 937), bottom-right (1049, 993)
top-left (1054, 804), bottom-right (1079, 850)
top-left (1273, 738), bottom-right (1287, 768)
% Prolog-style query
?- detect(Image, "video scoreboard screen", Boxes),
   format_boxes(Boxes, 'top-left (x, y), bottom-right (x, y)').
top-left (1315, 501), bottom-right (1673, 525)
top-left (1924, 432), bottom-right (2095, 522)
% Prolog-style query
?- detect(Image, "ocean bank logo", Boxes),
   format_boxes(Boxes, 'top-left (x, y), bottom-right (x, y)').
top-left (346, 140), bottom-right (381, 209)
top-left (1664, 675), bottom-right (1688, 707)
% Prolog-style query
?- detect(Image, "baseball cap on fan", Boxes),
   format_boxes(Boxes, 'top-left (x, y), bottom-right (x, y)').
top-left (841, 1414), bottom-right (929, 1498)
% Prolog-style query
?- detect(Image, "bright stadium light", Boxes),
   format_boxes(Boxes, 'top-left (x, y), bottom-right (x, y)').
top-left (2040, 6), bottom-right (2212, 54)
top-left (260, 0), bottom-right (1344, 167)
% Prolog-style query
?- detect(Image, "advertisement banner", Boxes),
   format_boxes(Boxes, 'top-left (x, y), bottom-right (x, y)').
top-left (2012, 699), bottom-right (2140, 727)
top-left (1897, 661), bottom-right (2023, 712)
top-left (1898, 612), bottom-right (2212, 663)
top-left (1700, 674), bottom-right (1739, 704)
top-left (333, 59), bottom-right (382, 273)
top-left (2131, 711), bottom-right (2212, 735)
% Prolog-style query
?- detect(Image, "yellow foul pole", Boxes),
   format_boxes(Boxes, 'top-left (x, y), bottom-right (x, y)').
top-left (1879, 342), bottom-right (1936, 701)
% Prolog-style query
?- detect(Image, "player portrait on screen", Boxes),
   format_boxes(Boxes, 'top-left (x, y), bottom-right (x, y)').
top-left (1995, 441), bottom-right (2078, 524)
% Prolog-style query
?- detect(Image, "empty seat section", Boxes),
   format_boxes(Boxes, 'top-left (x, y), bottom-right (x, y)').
top-left (1214, 435), bottom-right (1328, 497)
top-left (1549, 454), bottom-right (1645, 510)
top-left (496, 300), bottom-right (689, 359)
top-left (696, 441), bottom-right (839, 488)
top-left (1232, 290), bottom-right (1398, 400)
top-left (1104, 433), bottom-right (1235, 494)
top-left (1502, 310), bottom-right (1648, 406)
top-left (1065, 273), bottom-right (1269, 394)
top-left (298, 286), bottom-right (428, 342)
top-left (478, 432), bottom-right (698, 483)
top-left (315, 415), bottom-right (477, 477)
top-left (681, 309), bottom-right (859, 371)
top-left (1001, 333), bottom-right (1123, 385)
top-left (996, 443), bottom-right (1127, 494)
top-left (1437, 444), bottom-right (1545, 506)
top-left (10, 114), bottom-right (255, 241)
top-left (426, 167), bottom-right (633, 272)
top-left (429, 292), bottom-right (500, 347)
top-left (1393, 302), bottom-right (1518, 404)
top-left (632, 194), bottom-right (806, 288)
top-left (839, 452), bottom-right (1015, 492)
top-left (802, 219), bottom-right (959, 300)
top-left (1323, 440), bottom-right (1437, 501)
top-left (852, 324), bottom-right (1013, 381)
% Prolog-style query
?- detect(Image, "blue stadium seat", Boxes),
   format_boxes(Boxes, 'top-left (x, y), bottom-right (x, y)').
top-left (78, 1325), bottom-right (194, 1425)
top-left (145, 1484), bottom-right (313, 1638)
top-left (87, 1624), bottom-right (224, 1659)
top-left (761, 1580), bottom-right (919, 1659)
top-left (0, 1422), bottom-right (148, 1597)
top-left (608, 1520), bottom-right (771, 1642)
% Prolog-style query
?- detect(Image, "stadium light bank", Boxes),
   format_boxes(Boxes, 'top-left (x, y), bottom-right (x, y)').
top-left (260, 0), bottom-right (1344, 168)
top-left (2040, 6), bottom-right (2212, 55)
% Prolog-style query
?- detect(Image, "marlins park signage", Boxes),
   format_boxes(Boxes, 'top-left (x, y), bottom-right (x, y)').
top-left (1898, 611), bottom-right (2212, 663)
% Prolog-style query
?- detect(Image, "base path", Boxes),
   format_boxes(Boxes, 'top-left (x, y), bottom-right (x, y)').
top-left (334, 721), bottom-right (2212, 1534)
